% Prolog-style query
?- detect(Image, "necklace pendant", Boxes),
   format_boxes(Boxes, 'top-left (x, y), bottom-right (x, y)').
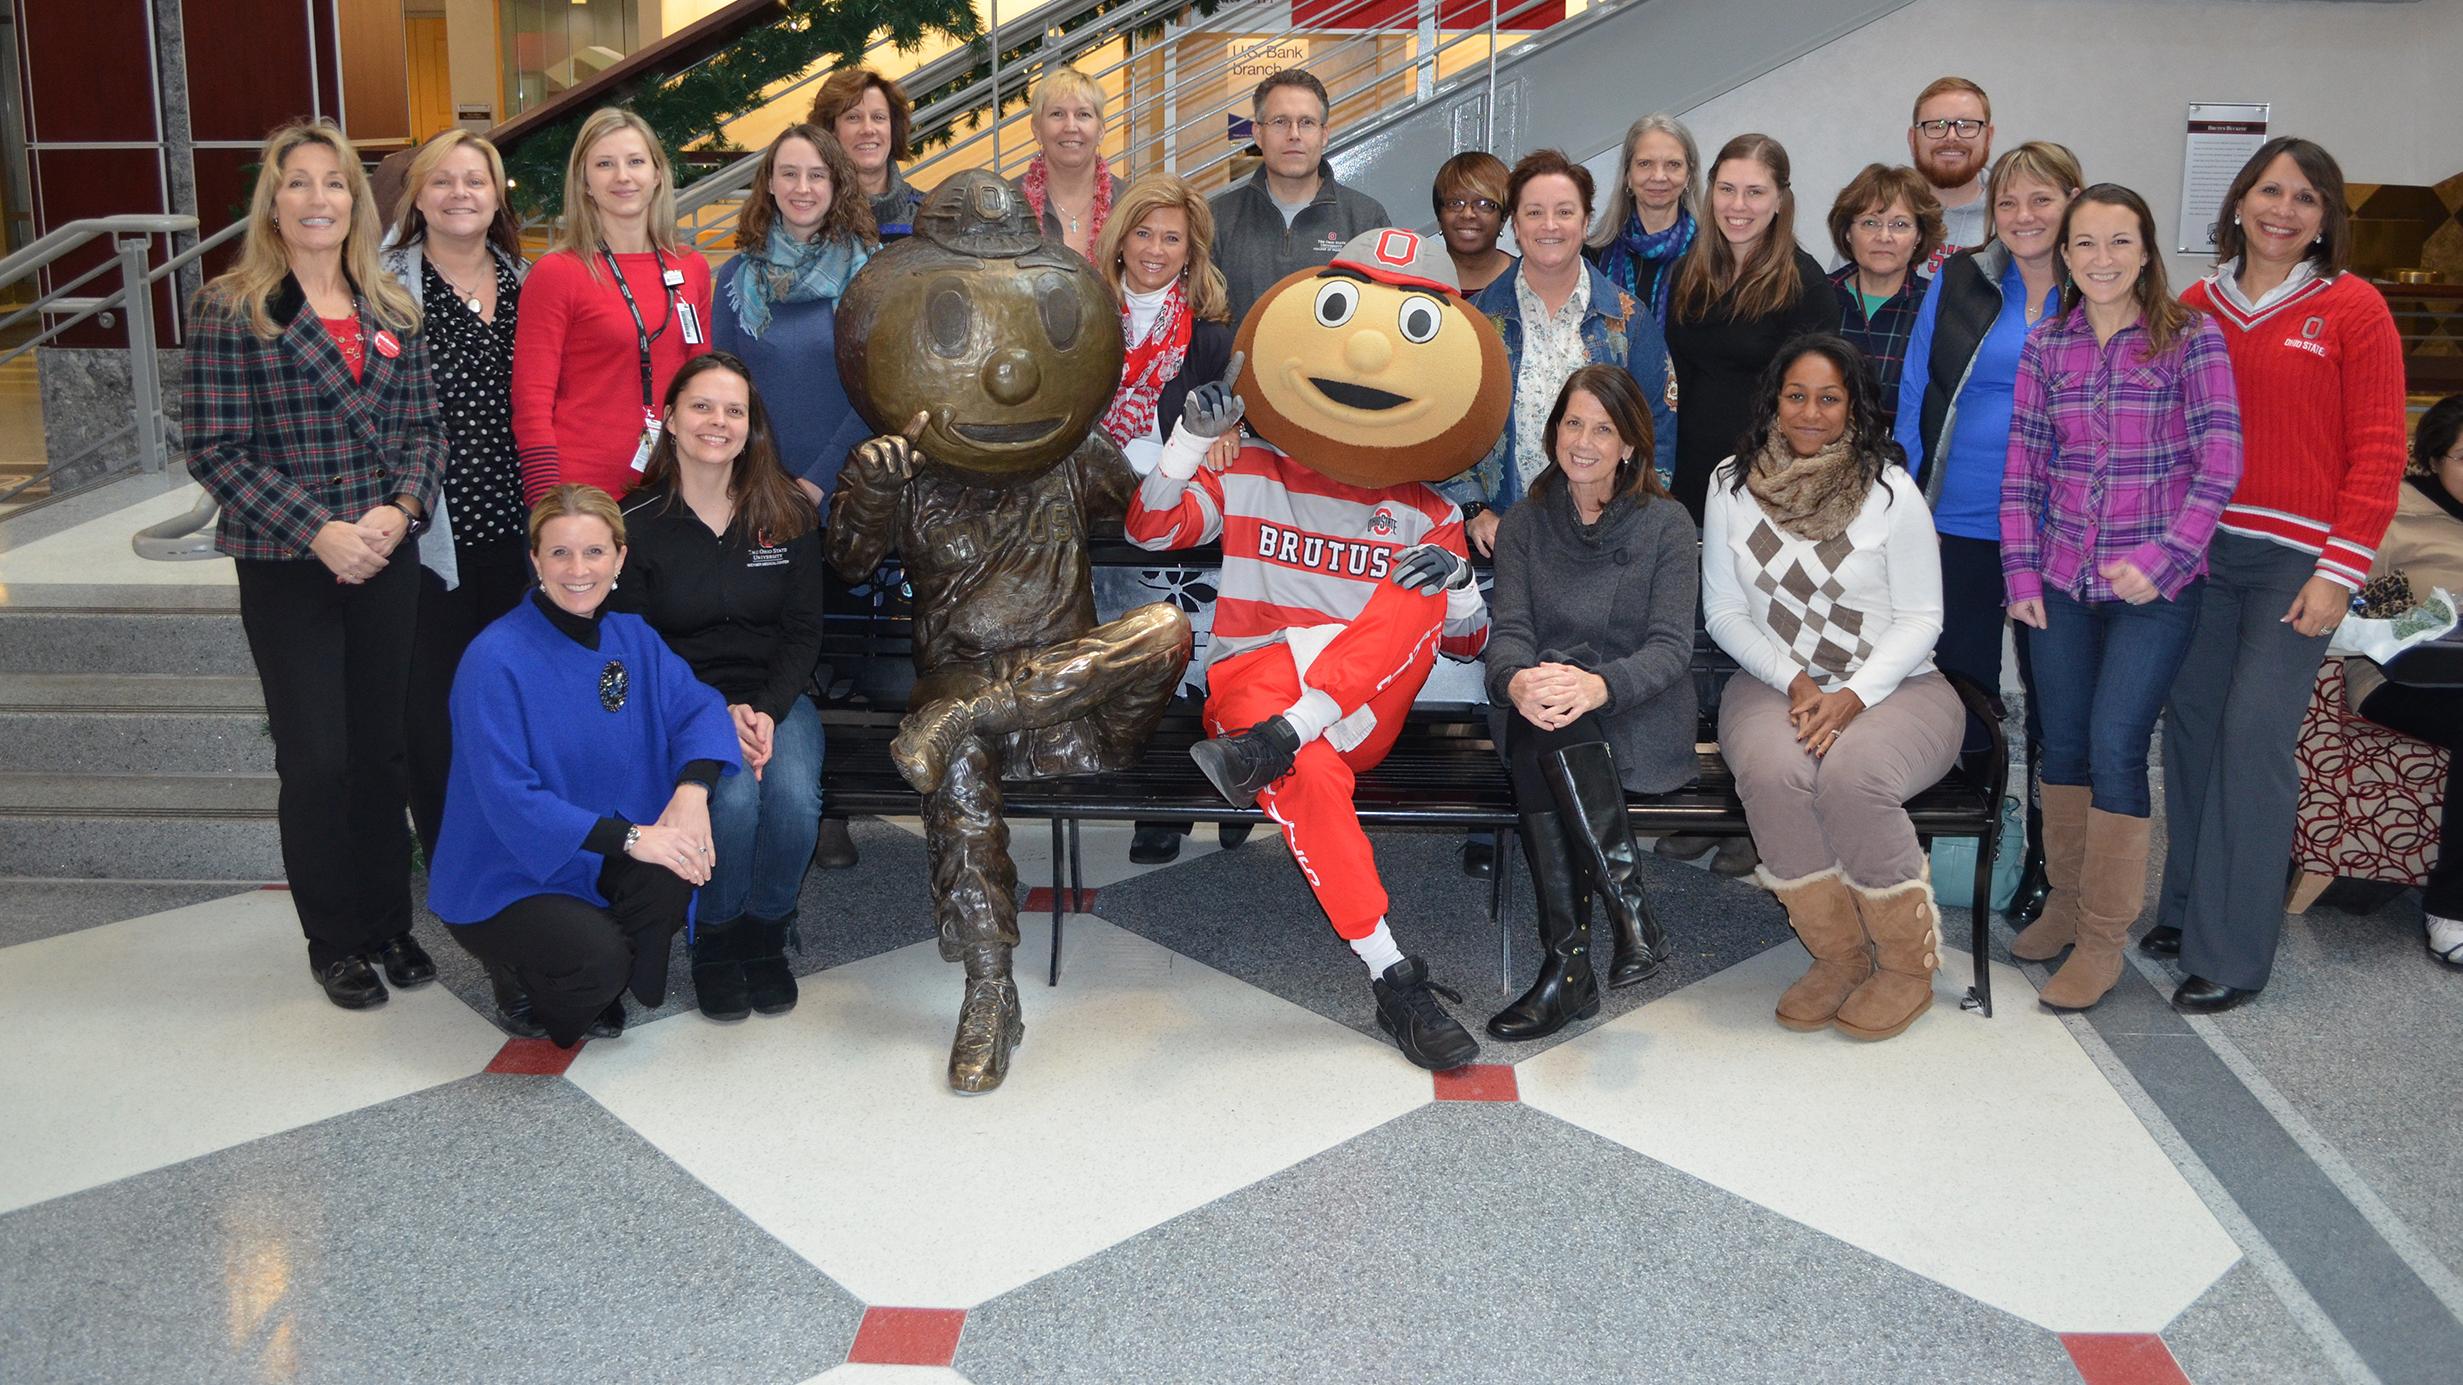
top-left (469, 295), bottom-right (485, 314)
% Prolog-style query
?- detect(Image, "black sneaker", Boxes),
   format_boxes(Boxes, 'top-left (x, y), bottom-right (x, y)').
top-left (1128, 823), bottom-right (1184, 865)
top-left (1189, 716), bottom-right (1302, 808)
top-left (1372, 956), bottom-right (1480, 1071)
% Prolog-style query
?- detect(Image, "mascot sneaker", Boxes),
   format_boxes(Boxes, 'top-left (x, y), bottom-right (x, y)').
top-left (1191, 714), bottom-right (1302, 807)
top-left (1372, 956), bottom-right (1480, 1070)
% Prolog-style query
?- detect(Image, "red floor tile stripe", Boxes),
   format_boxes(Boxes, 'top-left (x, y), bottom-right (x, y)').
top-left (847, 1306), bottom-right (967, 1366)
top-left (485, 1038), bottom-right (580, 1077)
top-left (2061, 1333), bottom-right (2193, 1385)
top-left (1433, 1063), bottom-right (1519, 1102)
top-left (1022, 886), bottom-right (1098, 914)
top-left (258, 883), bottom-right (290, 891)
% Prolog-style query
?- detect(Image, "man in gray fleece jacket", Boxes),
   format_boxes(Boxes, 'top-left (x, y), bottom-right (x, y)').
top-left (1209, 68), bottom-right (1392, 322)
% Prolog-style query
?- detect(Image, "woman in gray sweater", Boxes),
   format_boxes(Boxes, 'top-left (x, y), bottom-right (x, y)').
top-left (1484, 364), bottom-right (1700, 1039)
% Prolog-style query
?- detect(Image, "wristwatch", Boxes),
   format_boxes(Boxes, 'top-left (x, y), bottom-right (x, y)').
top-left (385, 498), bottom-right (427, 535)
top-left (622, 824), bottom-right (641, 855)
top-left (1460, 501), bottom-right (1488, 521)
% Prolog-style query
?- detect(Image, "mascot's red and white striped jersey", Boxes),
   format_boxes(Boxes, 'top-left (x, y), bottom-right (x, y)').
top-left (1124, 438), bottom-right (1488, 670)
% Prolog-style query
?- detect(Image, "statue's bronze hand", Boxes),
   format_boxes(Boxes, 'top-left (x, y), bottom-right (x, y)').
top-left (852, 411), bottom-right (931, 485)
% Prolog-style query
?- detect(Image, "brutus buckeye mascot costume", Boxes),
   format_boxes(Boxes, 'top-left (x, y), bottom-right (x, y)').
top-left (1126, 228), bottom-right (1511, 1070)
top-left (829, 173), bottom-right (1192, 1093)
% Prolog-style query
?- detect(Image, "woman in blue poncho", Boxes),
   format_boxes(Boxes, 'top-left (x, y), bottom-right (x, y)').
top-left (428, 484), bottom-right (741, 1046)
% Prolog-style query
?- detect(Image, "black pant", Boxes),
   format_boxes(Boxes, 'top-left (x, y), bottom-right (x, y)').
top-left (407, 545), bottom-right (532, 862)
top-left (445, 854), bottom-right (694, 1045)
top-left (235, 547), bottom-right (420, 968)
top-left (2355, 681), bottom-right (2461, 917)
top-left (1504, 708), bottom-right (1611, 807)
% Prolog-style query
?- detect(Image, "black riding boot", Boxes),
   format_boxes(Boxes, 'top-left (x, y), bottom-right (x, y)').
top-left (691, 916), bottom-right (752, 1022)
top-left (1545, 741), bottom-right (1668, 987)
top-left (1487, 812), bottom-right (1600, 1040)
top-left (2004, 737), bottom-right (2051, 924)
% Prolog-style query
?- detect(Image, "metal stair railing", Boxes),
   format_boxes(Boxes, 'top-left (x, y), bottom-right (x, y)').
top-left (0, 214), bottom-right (213, 506)
top-left (672, 0), bottom-right (1604, 254)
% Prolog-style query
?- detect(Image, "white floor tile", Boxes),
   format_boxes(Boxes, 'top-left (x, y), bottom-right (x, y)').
top-left (569, 916), bottom-right (1429, 1307)
top-left (0, 890), bottom-right (506, 1212)
top-left (1518, 943), bottom-right (2240, 1332)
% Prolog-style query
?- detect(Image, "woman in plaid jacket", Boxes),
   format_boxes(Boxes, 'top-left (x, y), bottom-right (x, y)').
top-left (185, 121), bottom-right (446, 1012)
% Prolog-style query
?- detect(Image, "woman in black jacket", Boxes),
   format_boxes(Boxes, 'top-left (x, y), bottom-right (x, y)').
top-left (611, 354), bottom-right (826, 1021)
top-left (186, 121), bottom-right (444, 1010)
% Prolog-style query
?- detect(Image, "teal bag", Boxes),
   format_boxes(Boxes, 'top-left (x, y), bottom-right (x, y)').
top-left (1928, 795), bottom-right (2026, 911)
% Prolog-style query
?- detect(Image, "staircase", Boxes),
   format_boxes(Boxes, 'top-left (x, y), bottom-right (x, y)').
top-left (0, 590), bottom-right (282, 883)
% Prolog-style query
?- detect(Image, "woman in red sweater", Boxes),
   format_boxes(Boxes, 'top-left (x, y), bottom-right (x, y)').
top-left (512, 108), bottom-right (712, 501)
top-left (2145, 138), bottom-right (2408, 1012)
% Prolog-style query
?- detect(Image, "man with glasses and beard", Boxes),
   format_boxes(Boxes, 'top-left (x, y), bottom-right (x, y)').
top-left (1907, 76), bottom-right (1995, 280)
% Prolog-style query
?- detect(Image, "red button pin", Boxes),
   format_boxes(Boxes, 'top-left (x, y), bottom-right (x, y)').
top-left (371, 329), bottom-right (402, 359)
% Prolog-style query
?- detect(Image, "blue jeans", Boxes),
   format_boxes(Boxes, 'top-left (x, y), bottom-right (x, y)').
top-left (701, 696), bottom-right (825, 925)
top-left (2027, 581), bottom-right (2204, 818)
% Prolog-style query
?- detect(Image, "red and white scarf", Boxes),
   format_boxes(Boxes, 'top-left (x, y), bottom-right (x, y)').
top-left (1099, 279), bottom-right (1191, 445)
top-left (1021, 155), bottom-right (1113, 257)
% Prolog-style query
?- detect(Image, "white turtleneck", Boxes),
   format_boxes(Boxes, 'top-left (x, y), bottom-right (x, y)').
top-left (1123, 281), bottom-right (1172, 346)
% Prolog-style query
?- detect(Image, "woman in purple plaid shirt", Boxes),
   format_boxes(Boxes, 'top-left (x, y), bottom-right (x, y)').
top-left (2000, 185), bottom-right (2242, 1013)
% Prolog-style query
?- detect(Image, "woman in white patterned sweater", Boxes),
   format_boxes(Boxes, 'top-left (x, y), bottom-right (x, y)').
top-left (1703, 335), bottom-right (1961, 1041)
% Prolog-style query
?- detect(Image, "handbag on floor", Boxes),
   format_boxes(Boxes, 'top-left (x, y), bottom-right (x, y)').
top-left (1928, 794), bottom-right (2026, 911)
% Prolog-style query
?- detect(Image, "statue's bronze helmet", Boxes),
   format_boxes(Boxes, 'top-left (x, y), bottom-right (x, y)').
top-left (836, 170), bottom-right (1125, 484)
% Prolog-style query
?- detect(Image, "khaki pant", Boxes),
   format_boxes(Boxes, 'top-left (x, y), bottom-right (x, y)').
top-left (1718, 669), bottom-right (1964, 885)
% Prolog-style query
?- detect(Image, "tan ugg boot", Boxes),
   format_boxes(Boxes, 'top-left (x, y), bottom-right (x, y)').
top-left (1758, 866), bottom-right (1869, 1032)
top-left (2037, 808), bottom-right (2150, 1011)
top-left (1836, 873), bottom-right (1942, 1041)
top-left (2010, 783), bottom-right (2093, 961)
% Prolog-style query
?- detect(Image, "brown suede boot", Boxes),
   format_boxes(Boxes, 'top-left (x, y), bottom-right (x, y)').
top-left (1758, 866), bottom-right (1869, 1032)
top-left (1836, 874), bottom-right (1942, 1041)
top-left (2010, 783), bottom-right (2093, 961)
top-left (2037, 808), bottom-right (2150, 1011)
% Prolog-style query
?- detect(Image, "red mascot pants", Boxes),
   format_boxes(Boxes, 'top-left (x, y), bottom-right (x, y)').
top-left (1202, 580), bottom-right (1445, 940)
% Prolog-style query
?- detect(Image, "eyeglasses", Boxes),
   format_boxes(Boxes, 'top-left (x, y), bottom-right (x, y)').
top-left (1261, 115), bottom-right (1323, 135)
top-left (1441, 197), bottom-right (1503, 215)
top-left (1853, 217), bottom-right (1918, 238)
top-left (1914, 118), bottom-right (1986, 140)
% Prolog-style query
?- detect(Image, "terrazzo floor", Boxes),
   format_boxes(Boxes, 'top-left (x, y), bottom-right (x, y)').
top-left (3, 816), bottom-right (2457, 1384)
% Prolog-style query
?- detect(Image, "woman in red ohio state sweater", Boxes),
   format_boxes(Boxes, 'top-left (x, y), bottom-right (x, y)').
top-left (512, 108), bottom-right (712, 502)
top-left (2142, 138), bottom-right (2407, 1013)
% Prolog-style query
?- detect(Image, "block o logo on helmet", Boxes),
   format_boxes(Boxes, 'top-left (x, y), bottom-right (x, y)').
top-left (1374, 230), bottom-right (1420, 268)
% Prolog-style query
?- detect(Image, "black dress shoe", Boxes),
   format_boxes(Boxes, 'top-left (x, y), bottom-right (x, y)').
top-left (1190, 716), bottom-right (1302, 808)
top-left (369, 932), bottom-right (436, 988)
top-left (2138, 924), bottom-right (2183, 957)
top-left (588, 997), bottom-right (627, 1038)
top-left (1460, 837), bottom-right (1494, 879)
top-left (1218, 823), bottom-right (1254, 849)
top-left (2004, 848), bottom-right (2051, 925)
top-left (1128, 823), bottom-right (1184, 865)
top-left (2172, 976), bottom-right (2259, 1013)
top-left (812, 817), bottom-right (860, 869)
top-left (312, 955), bottom-right (388, 1010)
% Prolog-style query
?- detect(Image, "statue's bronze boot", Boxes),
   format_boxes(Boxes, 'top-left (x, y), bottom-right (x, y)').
top-left (947, 945), bottom-right (1025, 1093)
top-left (894, 686), bottom-right (1020, 794)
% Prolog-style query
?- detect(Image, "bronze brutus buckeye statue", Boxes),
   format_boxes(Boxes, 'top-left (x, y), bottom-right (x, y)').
top-left (828, 172), bottom-right (1193, 1093)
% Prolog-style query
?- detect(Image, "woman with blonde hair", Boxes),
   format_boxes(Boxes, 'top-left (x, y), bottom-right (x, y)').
top-left (185, 121), bottom-right (444, 1009)
top-left (511, 108), bottom-right (712, 503)
top-left (1586, 113), bottom-right (1701, 329)
top-left (382, 129), bottom-right (533, 866)
top-left (810, 67), bottom-right (924, 240)
top-left (1092, 173), bottom-right (1243, 865)
top-left (1014, 66), bottom-right (1122, 260)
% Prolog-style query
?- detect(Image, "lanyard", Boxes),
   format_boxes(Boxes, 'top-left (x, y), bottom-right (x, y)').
top-left (600, 246), bottom-right (675, 415)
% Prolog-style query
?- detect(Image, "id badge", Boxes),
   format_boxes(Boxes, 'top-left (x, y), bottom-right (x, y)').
top-left (677, 300), bottom-right (704, 346)
top-left (629, 416), bottom-right (663, 473)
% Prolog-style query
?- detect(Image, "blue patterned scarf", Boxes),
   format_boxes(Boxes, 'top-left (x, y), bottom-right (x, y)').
top-left (728, 226), bottom-right (869, 340)
top-left (1595, 207), bottom-right (1694, 329)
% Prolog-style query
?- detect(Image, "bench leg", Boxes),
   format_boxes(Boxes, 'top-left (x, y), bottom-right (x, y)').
top-left (2286, 869), bottom-right (2333, 916)
top-left (1048, 818), bottom-right (1065, 988)
top-left (1965, 829), bottom-right (1994, 1018)
top-left (1493, 828), bottom-right (1515, 996)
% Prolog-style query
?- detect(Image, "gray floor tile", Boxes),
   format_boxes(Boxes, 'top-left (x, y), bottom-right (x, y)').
top-left (0, 879), bottom-right (261, 947)
top-left (958, 1102), bottom-right (2082, 1385)
top-left (1091, 828), bottom-right (1794, 1056)
top-left (0, 1077), bottom-right (862, 1385)
top-left (2164, 1260), bottom-right (2348, 1385)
